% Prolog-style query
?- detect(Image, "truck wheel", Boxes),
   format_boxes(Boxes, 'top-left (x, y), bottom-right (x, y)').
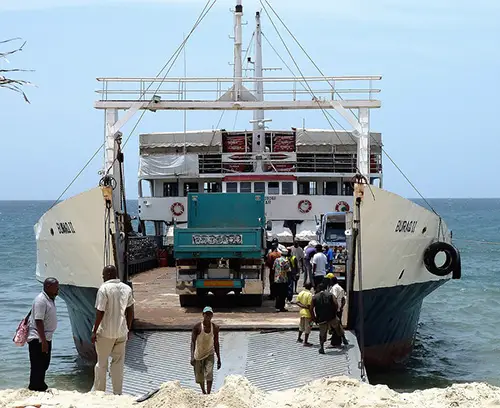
top-left (179, 295), bottom-right (197, 308)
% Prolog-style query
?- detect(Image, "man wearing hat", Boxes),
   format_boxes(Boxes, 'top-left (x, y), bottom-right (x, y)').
top-left (190, 306), bottom-right (221, 394)
top-left (273, 247), bottom-right (291, 312)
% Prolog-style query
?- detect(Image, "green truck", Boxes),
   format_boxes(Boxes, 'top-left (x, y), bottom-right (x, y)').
top-left (174, 193), bottom-right (267, 307)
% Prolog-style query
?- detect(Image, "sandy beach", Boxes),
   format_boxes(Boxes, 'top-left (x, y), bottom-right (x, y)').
top-left (2, 375), bottom-right (500, 408)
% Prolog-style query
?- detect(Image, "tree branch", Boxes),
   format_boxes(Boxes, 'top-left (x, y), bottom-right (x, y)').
top-left (0, 38), bottom-right (32, 103)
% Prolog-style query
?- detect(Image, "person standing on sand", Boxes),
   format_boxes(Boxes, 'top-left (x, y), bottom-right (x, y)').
top-left (191, 306), bottom-right (221, 394)
top-left (296, 282), bottom-right (313, 347)
top-left (27, 277), bottom-right (59, 392)
top-left (91, 265), bottom-right (135, 395)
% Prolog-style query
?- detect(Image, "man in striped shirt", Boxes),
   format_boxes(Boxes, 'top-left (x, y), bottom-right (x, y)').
top-left (91, 265), bottom-right (134, 395)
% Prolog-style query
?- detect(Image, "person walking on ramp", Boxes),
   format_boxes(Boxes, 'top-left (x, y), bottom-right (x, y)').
top-left (91, 265), bottom-right (134, 395)
top-left (191, 306), bottom-right (221, 394)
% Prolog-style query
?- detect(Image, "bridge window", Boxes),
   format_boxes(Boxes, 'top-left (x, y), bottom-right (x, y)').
top-left (163, 182), bottom-right (179, 197)
top-left (203, 182), bottom-right (221, 193)
top-left (298, 182), bottom-right (309, 195)
top-left (240, 182), bottom-right (252, 193)
top-left (183, 182), bottom-right (199, 196)
top-left (298, 181), bottom-right (317, 195)
top-left (268, 182), bottom-right (280, 195)
top-left (282, 182), bottom-right (294, 195)
top-left (254, 182), bottom-right (265, 193)
top-left (324, 181), bottom-right (338, 196)
top-left (226, 182), bottom-right (238, 193)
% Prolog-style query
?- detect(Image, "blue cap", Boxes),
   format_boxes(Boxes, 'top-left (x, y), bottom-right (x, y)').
top-left (203, 306), bottom-right (214, 314)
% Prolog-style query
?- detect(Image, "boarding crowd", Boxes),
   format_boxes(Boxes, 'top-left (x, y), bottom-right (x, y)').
top-left (266, 239), bottom-right (349, 354)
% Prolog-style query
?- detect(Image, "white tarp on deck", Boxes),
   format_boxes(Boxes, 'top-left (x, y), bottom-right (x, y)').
top-left (140, 130), bottom-right (222, 148)
top-left (267, 223), bottom-right (293, 244)
top-left (139, 154), bottom-right (199, 178)
top-left (295, 220), bottom-right (318, 242)
top-left (296, 128), bottom-right (382, 146)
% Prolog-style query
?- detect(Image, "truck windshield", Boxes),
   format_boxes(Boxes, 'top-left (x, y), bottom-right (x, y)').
top-left (325, 223), bottom-right (346, 242)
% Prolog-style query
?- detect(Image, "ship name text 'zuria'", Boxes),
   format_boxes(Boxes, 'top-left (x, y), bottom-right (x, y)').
top-left (56, 222), bottom-right (76, 234)
top-left (395, 220), bottom-right (417, 233)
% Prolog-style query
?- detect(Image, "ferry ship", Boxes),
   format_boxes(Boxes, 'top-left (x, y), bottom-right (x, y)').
top-left (34, 1), bottom-right (461, 367)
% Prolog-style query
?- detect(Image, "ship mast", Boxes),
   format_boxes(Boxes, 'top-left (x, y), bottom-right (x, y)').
top-left (252, 11), bottom-right (265, 171)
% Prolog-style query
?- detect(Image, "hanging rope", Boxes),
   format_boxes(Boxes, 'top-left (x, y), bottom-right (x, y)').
top-left (103, 199), bottom-right (112, 267)
top-left (353, 182), bottom-right (367, 381)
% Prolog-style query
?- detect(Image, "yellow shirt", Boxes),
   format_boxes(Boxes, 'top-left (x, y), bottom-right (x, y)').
top-left (297, 289), bottom-right (313, 318)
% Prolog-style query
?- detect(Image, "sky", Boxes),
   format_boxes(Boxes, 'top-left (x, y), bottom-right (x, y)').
top-left (0, 0), bottom-right (499, 200)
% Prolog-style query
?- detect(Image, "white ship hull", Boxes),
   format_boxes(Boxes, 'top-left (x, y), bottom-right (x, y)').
top-left (35, 185), bottom-right (457, 367)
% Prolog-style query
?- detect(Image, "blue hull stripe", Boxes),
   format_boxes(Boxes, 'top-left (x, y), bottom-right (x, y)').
top-left (349, 279), bottom-right (446, 366)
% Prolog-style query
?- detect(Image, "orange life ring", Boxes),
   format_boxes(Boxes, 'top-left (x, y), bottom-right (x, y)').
top-left (335, 201), bottom-right (350, 212)
top-left (298, 199), bottom-right (312, 214)
top-left (170, 202), bottom-right (185, 217)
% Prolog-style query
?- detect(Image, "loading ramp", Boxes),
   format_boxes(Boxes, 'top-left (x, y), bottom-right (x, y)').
top-left (112, 330), bottom-right (366, 396)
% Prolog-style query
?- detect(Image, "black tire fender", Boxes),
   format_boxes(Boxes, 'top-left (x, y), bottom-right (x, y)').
top-left (423, 242), bottom-right (460, 278)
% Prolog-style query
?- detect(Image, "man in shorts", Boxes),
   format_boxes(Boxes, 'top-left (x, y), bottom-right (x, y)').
top-left (296, 282), bottom-right (313, 346)
top-left (190, 306), bottom-right (221, 394)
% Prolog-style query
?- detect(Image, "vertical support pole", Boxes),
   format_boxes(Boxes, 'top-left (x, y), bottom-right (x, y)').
top-left (104, 109), bottom-right (122, 208)
top-left (233, 1), bottom-right (243, 101)
top-left (104, 108), bottom-right (125, 280)
top-left (357, 108), bottom-right (370, 179)
top-left (354, 182), bottom-right (366, 381)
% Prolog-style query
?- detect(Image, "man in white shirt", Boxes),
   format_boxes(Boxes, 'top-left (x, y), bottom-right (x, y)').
top-left (27, 278), bottom-right (59, 391)
top-left (328, 275), bottom-right (346, 318)
top-left (312, 244), bottom-right (328, 292)
top-left (91, 265), bottom-right (134, 395)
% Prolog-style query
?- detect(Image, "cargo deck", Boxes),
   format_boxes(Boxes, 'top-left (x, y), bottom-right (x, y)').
top-left (118, 267), bottom-right (368, 395)
top-left (131, 267), bottom-right (303, 330)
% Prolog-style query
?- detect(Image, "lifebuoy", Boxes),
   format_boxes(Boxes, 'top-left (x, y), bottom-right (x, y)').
top-left (298, 199), bottom-right (312, 213)
top-left (335, 201), bottom-right (350, 212)
top-left (170, 202), bottom-right (185, 217)
top-left (423, 242), bottom-right (461, 278)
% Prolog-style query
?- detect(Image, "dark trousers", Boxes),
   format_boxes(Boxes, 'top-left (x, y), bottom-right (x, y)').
top-left (274, 282), bottom-right (287, 310)
top-left (28, 339), bottom-right (52, 391)
top-left (268, 269), bottom-right (276, 299)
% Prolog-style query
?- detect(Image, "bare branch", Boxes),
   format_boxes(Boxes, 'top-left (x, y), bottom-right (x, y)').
top-left (0, 38), bottom-right (32, 103)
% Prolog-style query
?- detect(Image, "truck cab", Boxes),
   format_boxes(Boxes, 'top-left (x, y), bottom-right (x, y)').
top-left (318, 211), bottom-right (349, 287)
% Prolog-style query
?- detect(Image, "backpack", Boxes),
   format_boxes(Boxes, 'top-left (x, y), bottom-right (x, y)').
top-left (13, 310), bottom-right (31, 347)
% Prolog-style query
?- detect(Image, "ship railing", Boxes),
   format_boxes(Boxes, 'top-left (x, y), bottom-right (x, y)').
top-left (95, 75), bottom-right (381, 109)
top-left (198, 152), bottom-right (383, 174)
top-left (127, 235), bottom-right (161, 275)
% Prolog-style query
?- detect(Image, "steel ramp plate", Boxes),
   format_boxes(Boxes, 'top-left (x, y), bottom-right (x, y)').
top-left (106, 330), bottom-right (364, 396)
